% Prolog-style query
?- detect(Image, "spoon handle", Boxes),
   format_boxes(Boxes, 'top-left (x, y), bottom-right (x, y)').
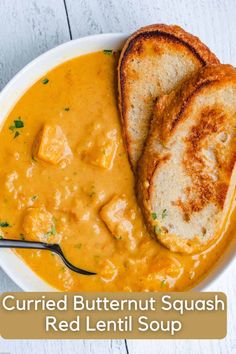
top-left (0, 238), bottom-right (49, 250)
top-left (0, 238), bottom-right (96, 275)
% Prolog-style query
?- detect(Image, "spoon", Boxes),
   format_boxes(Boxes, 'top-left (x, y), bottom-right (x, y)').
top-left (0, 238), bottom-right (96, 275)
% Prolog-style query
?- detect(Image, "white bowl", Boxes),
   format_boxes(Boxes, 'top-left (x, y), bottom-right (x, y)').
top-left (0, 33), bottom-right (235, 291)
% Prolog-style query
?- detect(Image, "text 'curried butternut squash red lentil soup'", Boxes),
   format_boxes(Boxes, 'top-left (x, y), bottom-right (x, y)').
top-left (0, 51), bottom-right (235, 291)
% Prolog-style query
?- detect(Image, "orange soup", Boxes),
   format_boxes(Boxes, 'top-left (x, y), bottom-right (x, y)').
top-left (0, 51), bottom-right (235, 291)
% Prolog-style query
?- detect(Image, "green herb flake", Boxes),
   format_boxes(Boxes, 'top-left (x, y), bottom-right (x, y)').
top-left (154, 224), bottom-right (161, 235)
top-left (14, 131), bottom-right (20, 139)
top-left (89, 185), bottom-right (96, 198)
top-left (9, 118), bottom-right (24, 138)
top-left (151, 212), bottom-right (157, 220)
top-left (42, 78), bottom-right (49, 85)
top-left (162, 209), bottom-right (168, 219)
top-left (32, 155), bottom-right (37, 162)
top-left (0, 235), bottom-right (3, 240)
top-left (0, 221), bottom-right (10, 227)
top-left (74, 243), bottom-right (82, 249)
top-left (161, 279), bottom-right (166, 287)
top-left (64, 107), bottom-right (70, 111)
top-left (114, 235), bottom-right (122, 240)
top-left (51, 224), bottom-right (56, 236)
top-left (103, 49), bottom-right (113, 55)
top-left (31, 195), bottom-right (38, 202)
top-left (20, 233), bottom-right (25, 240)
top-left (14, 119), bottom-right (24, 128)
top-left (9, 125), bottom-right (16, 131)
top-left (45, 222), bottom-right (57, 237)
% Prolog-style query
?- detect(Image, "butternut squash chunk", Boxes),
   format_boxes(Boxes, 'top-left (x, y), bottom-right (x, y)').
top-left (35, 124), bottom-right (72, 165)
top-left (23, 207), bottom-right (56, 242)
top-left (82, 138), bottom-right (117, 169)
top-left (100, 195), bottom-right (133, 240)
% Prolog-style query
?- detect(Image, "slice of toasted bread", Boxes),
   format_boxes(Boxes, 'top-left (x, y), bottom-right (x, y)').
top-left (118, 24), bottom-right (219, 170)
top-left (137, 64), bottom-right (236, 254)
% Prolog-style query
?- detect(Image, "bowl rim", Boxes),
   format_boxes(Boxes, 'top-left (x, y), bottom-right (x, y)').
top-left (0, 32), bottom-right (235, 292)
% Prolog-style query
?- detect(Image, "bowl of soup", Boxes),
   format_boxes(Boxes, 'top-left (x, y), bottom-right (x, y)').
top-left (0, 33), bottom-right (235, 292)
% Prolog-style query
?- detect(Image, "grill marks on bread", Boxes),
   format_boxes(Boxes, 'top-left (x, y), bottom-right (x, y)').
top-left (137, 64), bottom-right (236, 254)
top-left (178, 107), bottom-right (227, 221)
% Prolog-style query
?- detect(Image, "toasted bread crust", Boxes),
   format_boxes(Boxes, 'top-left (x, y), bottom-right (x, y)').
top-left (118, 24), bottom-right (220, 170)
top-left (137, 64), bottom-right (236, 254)
top-left (160, 65), bottom-right (236, 142)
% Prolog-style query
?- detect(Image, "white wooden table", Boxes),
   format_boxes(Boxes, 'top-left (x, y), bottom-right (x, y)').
top-left (0, 1), bottom-right (236, 353)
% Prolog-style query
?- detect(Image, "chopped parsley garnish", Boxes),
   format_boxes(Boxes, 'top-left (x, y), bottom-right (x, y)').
top-left (154, 224), bottom-right (161, 235)
top-left (114, 235), bottom-right (122, 240)
top-left (151, 212), bottom-right (157, 220)
top-left (88, 185), bottom-right (96, 198)
top-left (51, 224), bottom-right (56, 236)
top-left (64, 107), bottom-right (70, 111)
top-left (161, 279), bottom-right (166, 287)
top-left (20, 233), bottom-right (25, 240)
top-left (74, 243), bottom-right (82, 249)
top-left (42, 78), bottom-right (49, 85)
top-left (103, 49), bottom-right (113, 55)
top-left (0, 221), bottom-right (10, 227)
top-left (31, 195), bottom-right (38, 202)
top-left (9, 118), bottom-right (24, 138)
top-left (45, 223), bottom-right (56, 237)
top-left (0, 235), bottom-right (3, 239)
top-left (162, 209), bottom-right (168, 219)
top-left (14, 119), bottom-right (24, 128)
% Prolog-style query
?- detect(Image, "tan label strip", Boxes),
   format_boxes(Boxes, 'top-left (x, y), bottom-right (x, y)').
top-left (0, 292), bottom-right (226, 339)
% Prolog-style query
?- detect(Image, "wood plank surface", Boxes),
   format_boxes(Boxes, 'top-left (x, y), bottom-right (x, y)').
top-left (0, 0), bottom-right (70, 90)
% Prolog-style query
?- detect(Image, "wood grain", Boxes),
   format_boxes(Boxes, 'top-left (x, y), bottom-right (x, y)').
top-left (0, 338), bottom-right (126, 354)
top-left (65, 0), bottom-right (236, 65)
top-left (0, 0), bottom-right (70, 90)
top-left (0, 0), bottom-right (236, 353)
